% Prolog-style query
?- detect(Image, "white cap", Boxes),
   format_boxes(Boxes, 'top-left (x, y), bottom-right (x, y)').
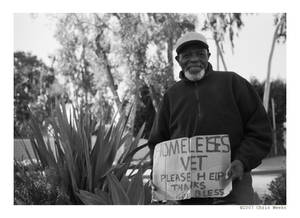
top-left (175, 32), bottom-right (208, 53)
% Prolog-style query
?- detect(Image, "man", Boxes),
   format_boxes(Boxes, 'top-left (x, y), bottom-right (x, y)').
top-left (148, 32), bottom-right (272, 205)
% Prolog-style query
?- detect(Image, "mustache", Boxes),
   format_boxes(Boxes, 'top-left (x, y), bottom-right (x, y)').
top-left (186, 64), bottom-right (204, 69)
top-left (186, 62), bottom-right (204, 67)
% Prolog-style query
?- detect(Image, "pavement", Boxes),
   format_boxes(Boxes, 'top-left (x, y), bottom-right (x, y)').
top-left (251, 155), bottom-right (286, 198)
top-left (252, 156), bottom-right (286, 175)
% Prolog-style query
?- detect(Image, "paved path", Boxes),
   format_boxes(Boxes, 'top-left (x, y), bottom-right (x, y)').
top-left (251, 156), bottom-right (286, 197)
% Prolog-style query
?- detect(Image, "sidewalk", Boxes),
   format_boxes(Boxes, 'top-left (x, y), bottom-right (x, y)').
top-left (252, 156), bottom-right (286, 175)
top-left (251, 156), bottom-right (286, 197)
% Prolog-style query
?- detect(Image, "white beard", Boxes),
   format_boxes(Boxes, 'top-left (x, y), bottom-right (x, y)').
top-left (184, 69), bottom-right (205, 81)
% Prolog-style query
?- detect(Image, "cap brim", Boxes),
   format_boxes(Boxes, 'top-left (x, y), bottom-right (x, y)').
top-left (176, 40), bottom-right (209, 54)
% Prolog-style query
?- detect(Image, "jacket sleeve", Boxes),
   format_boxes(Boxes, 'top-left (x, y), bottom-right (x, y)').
top-left (232, 74), bottom-right (272, 172)
top-left (148, 93), bottom-right (171, 167)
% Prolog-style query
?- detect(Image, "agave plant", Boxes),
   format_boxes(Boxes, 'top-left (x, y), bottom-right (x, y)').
top-left (17, 102), bottom-right (151, 205)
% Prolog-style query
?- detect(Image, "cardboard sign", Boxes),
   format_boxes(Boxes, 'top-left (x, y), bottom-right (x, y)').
top-left (152, 134), bottom-right (232, 201)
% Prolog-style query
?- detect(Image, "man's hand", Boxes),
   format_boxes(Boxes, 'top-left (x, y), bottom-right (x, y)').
top-left (225, 159), bottom-right (244, 181)
top-left (149, 179), bottom-right (157, 191)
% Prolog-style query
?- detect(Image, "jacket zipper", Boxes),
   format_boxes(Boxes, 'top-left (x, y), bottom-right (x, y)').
top-left (194, 82), bottom-right (201, 119)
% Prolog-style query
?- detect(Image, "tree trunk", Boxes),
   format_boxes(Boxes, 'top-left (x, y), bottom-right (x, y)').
top-left (271, 98), bottom-right (278, 156)
top-left (167, 34), bottom-right (175, 85)
top-left (130, 70), bottom-right (141, 136)
top-left (102, 52), bottom-right (122, 110)
top-left (148, 84), bottom-right (160, 113)
top-left (95, 35), bottom-right (123, 114)
top-left (216, 45), bottom-right (220, 71)
top-left (263, 21), bottom-right (283, 112)
top-left (214, 38), bottom-right (228, 71)
top-left (166, 14), bottom-right (176, 87)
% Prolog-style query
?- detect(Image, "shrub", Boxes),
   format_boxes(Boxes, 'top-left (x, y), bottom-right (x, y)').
top-left (262, 172), bottom-right (286, 205)
top-left (14, 161), bottom-right (70, 204)
top-left (14, 102), bottom-right (151, 205)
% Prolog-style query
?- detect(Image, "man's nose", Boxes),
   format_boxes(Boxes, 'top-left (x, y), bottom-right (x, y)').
top-left (190, 54), bottom-right (200, 62)
top-left (190, 52), bottom-right (200, 60)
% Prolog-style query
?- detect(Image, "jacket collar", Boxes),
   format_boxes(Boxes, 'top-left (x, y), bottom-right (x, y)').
top-left (179, 62), bottom-right (213, 82)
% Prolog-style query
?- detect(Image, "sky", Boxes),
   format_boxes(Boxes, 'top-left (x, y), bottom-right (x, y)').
top-left (199, 14), bottom-right (286, 82)
top-left (14, 13), bottom-right (286, 82)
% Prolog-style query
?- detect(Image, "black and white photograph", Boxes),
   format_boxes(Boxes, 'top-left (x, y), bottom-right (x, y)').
top-left (13, 12), bottom-right (287, 207)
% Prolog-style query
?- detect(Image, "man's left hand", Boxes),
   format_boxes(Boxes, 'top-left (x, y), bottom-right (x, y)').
top-left (225, 160), bottom-right (244, 181)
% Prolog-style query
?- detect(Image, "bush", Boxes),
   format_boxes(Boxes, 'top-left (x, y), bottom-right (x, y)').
top-left (14, 102), bottom-right (151, 205)
top-left (262, 172), bottom-right (286, 205)
top-left (14, 161), bottom-right (70, 204)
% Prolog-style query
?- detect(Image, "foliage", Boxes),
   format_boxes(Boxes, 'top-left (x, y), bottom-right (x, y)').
top-left (54, 14), bottom-right (99, 109)
top-left (133, 85), bottom-right (156, 138)
top-left (14, 51), bottom-right (60, 138)
top-left (52, 13), bottom-right (198, 136)
top-left (250, 78), bottom-right (286, 156)
top-left (15, 101), bottom-right (151, 204)
top-left (14, 161), bottom-right (70, 204)
top-left (262, 172), bottom-right (286, 205)
top-left (202, 13), bottom-right (243, 51)
top-left (53, 13), bottom-right (124, 124)
top-left (274, 13), bottom-right (286, 43)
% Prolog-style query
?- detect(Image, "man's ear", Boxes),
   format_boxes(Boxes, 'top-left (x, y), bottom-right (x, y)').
top-left (208, 52), bottom-right (211, 59)
top-left (175, 55), bottom-right (179, 63)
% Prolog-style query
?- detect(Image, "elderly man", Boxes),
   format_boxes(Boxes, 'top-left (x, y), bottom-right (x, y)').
top-left (148, 32), bottom-right (272, 205)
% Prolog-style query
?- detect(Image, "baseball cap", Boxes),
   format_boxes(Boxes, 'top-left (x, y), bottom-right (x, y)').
top-left (175, 32), bottom-right (209, 54)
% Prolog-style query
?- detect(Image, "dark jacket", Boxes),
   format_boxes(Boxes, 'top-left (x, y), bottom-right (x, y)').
top-left (148, 63), bottom-right (272, 204)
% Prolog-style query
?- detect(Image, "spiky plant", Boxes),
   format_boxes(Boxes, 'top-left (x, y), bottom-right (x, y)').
top-left (15, 102), bottom-right (151, 205)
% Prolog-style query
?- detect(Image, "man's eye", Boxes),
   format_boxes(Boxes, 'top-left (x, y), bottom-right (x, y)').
top-left (182, 52), bottom-right (205, 58)
top-left (196, 52), bottom-right (206, 56)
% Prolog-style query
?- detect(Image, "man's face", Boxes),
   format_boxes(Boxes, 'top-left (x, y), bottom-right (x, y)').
top-left (176, 47), bottom-right (210, 75)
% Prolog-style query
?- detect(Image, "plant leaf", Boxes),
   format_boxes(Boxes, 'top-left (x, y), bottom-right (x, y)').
top-left (20, 138), bottom-right (36, 166)
top-left (126, 169), bottom-right (144, 205)
top-left (120, 174), bottom-right (130, 192)
top-left (143, 180), bottom-right (152, 205)
top-left (107, 173), bottom-right (130, 205)
top-left (95, 188), bottom-right (112, 204)
top-left (121, 123), bottom-right (145, 164)
top-left (76, 190), bottom-right (107, 205)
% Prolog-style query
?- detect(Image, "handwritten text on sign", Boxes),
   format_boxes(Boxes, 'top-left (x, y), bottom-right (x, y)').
top-left (152, 134), bottom-right (232, 201)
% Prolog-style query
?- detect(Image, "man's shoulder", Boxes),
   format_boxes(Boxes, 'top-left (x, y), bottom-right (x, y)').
top-left (210, 70), bottom-right (236, 77)
top-left (165, 80), bottom-right (187, 95)
top-left (210, 70), bottom-right (248, 82)
top-left (166, 80), bottom-right (184, 90)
